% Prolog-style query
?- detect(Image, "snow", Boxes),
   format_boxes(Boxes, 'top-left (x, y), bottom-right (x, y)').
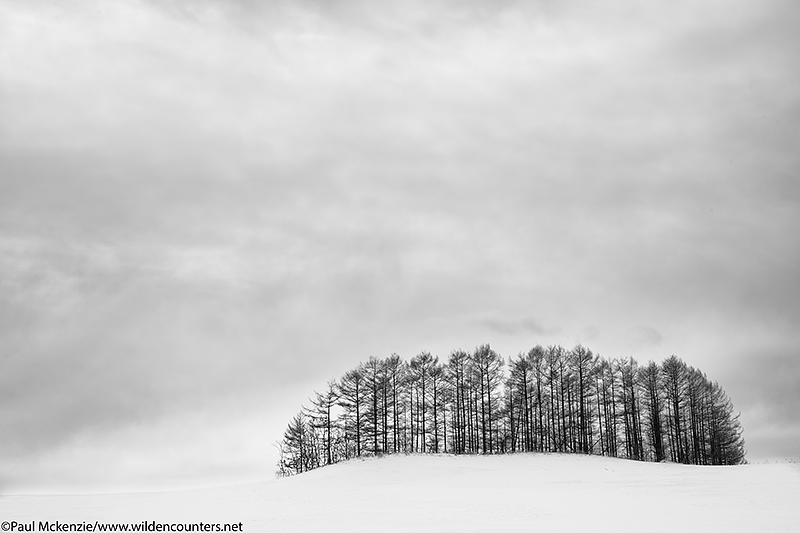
top-left (2, 454), bottom-right (799, 532)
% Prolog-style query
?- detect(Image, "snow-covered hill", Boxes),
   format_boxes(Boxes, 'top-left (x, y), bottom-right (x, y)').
top-left (2, 454), bottom-right (799, 532)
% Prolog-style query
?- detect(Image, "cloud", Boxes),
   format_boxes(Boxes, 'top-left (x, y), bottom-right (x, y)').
top-left (627, 326), bottom-right (664, 350)
top-left (1, 0), bottom-right (798, 489)
top-left (475, 314), bottom-right (556, 336)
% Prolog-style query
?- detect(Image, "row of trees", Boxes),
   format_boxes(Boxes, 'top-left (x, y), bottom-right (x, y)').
top-left (276, 344), bottom-right (745, 476)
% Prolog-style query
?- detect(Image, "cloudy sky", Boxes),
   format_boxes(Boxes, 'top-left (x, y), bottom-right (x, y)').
top-left (1, 0), bottom-right (798, 493)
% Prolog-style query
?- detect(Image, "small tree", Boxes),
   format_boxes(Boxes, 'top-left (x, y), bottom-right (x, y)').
top-left (306, 381), bottom-right (340, 466)
top-left (278, 411), bottom-right (318, 476)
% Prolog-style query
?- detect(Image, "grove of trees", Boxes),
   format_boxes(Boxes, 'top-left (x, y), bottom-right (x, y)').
top-left (276, 344), bottom-right (745, 476)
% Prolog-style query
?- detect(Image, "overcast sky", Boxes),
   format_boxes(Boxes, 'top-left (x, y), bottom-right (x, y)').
top-left (1, 0), bottom-right (798, 493)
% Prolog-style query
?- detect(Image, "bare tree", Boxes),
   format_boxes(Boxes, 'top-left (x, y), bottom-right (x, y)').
top-left (339, 366), bottom-right (366, 458)
top-left (305, 381), bottom-right (340, 466)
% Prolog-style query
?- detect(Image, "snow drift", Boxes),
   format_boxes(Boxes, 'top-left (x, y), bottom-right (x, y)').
top-left (2, 454), bottom-right (799, 532)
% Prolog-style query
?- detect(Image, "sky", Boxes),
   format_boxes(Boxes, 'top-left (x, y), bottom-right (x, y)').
top-left (1, 0), bottom-right (798, 493)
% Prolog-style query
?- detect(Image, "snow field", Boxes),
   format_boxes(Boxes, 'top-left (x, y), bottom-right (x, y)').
top-left (2, 454), bottom-right (799, 532)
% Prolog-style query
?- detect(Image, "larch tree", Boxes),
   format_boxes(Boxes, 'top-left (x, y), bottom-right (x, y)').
top-left (362, 356), bottom-right (387, 455)
top-left (661, 355), bottom-right (689, 463)
top-left (305, 381), bottom-right (340, 466)
top-left (472, 344), bottom-right (504, 454)
top-left (640, 361), bottom-right (666, 462)
top-left (338, 366), bottom-right (366, 458)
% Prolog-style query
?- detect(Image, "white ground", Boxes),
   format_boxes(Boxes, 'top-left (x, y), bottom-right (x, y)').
top-left (2, 454), bottom-right (799, 532)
